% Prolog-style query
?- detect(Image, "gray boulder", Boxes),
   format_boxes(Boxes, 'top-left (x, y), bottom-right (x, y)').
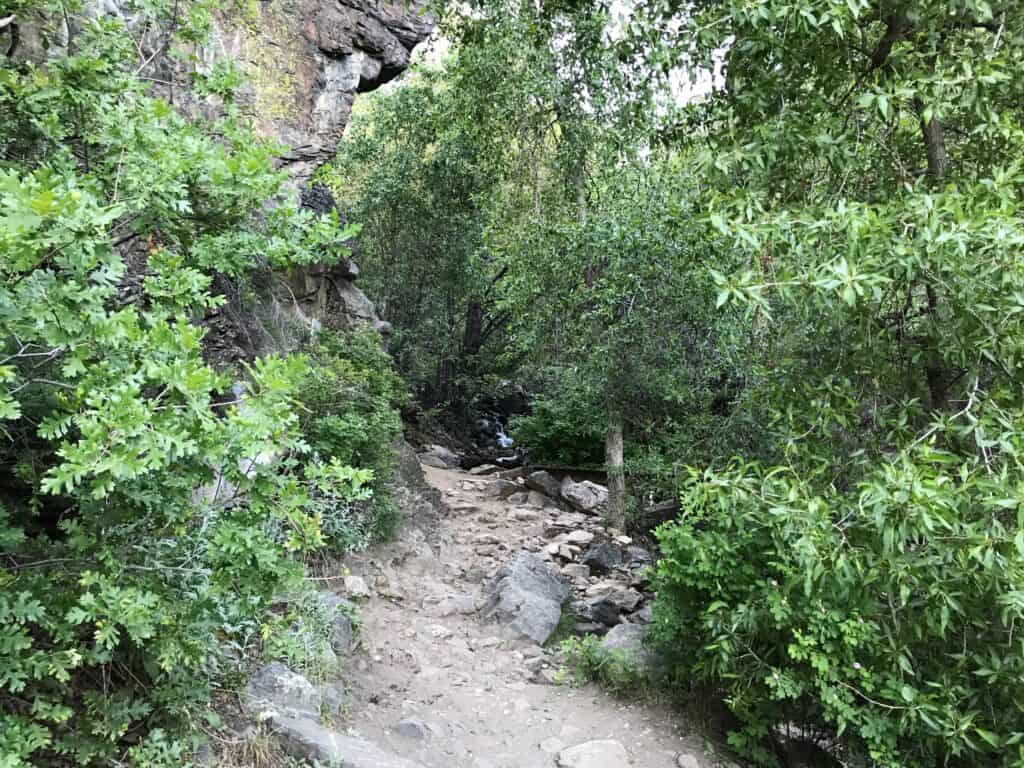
top-left (317, 591), bottom-right (356, 654)
top-left (269, 716), bottom-right (425, 767)
top-left (481, 551), bottom-right (570, 644)
top-left (419, 444), bottom-right (460, 469)
top-left (526, 470), bottom-right (561, 499)
top-left (560, 478), bottom-right (609, 514)
top-left (580, 543), bottom-right (625, 575)
top-left (602, 623), bottom-right (652, 663)
top-left (243, 662), bottom-right (322, 720)
top-left (243, 663), bottom-right (422, 767)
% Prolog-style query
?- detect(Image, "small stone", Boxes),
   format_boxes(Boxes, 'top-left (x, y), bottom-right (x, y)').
top-left (557, 544), bottom-right (580, 560)
top-left (615, 535), bottom-right (633, 545)
top-left (469, 464), bottom-right (501, 476)
top-left (556, 739), bottom-right (631, 767)
top-left (524, 655), bottom-right (546, 672)
top-left (512, 508), bottom-right (541, 522)
top-left (676, 754), bottom-right (700, 768)
top-left (396, 717), bottom-right (433, 740)
top-left (562, 564), bottom-right (591, 580)
top-left (474, 533), bottom-right (502, 545)
top-left (428, 624), bottom-right (453, 639)
top-left (437, 594), bottom-right (477, 616)
top-left (343, 575), bottom-right (371, 599)
top-left (540, 737), bottom-right (566, 754)
top-left (527, 490), bottom-right (552, 508)
top-left (566, 530), bottom-right (595, 545)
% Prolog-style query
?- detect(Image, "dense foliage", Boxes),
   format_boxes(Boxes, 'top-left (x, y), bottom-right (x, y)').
top-left (0, 5), bottom-right (398, 765)
top-left (344, 0), bottom-right (1024, 764)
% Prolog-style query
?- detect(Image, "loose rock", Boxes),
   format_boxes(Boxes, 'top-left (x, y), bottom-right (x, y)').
top-left (562, 563), bottom-right (591, 580)
top-left (580, 543), bottom-right (625, 575)
top-left (344, 575), bottom-right (371, 599)
top-left (396, 717), bottom-right (433, 740)
top-left (565, 530), bottom-right (595, 545)
top-left (469, 463), bottom-right (500, 476)
top-left (556, 739), bottom-right (631, 768)
top-left (559, 479), bottom-right (609, 514)
top-left (481, 551), bottom-right (570, 644)
top-left (526, 470), bottom-right (561, 499)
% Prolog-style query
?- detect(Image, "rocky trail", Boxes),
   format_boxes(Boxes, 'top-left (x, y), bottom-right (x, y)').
top-left (243, 454), bottom-right (720, 768)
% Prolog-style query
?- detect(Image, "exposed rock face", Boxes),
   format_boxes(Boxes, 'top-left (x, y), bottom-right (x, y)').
top-left (16, 0), bottom-right (432, 362)
top-left (243, 662), bottom-right (425, 767)
top-left (186, 0), bottom-right (433, 183)
top-left (17, 0), bottom-right (432, 183)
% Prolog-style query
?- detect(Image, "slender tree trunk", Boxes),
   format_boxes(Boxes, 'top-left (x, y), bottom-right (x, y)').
top-left (462, 300), bottom-right (483, 356)
top-left (605, 408), bottom-right (625, 530)
top-left (916, 98), bottom-right (951, 411)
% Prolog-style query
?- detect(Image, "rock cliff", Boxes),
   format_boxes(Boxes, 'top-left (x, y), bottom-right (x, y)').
top-left (13, 0), bottom-right (432, 360)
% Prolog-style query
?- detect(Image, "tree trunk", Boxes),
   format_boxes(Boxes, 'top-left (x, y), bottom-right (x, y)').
top-left (605, 409), bottom-right (625, 530)
top-left (462, 300), bottom-right (484, 356)
top-left (916, 98), bottom-right (951, 411)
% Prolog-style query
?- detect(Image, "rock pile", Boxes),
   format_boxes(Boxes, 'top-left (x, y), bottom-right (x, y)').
top-left (483, 470), bottom-right (656, 646)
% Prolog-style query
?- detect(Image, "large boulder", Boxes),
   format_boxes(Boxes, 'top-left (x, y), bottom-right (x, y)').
top-left (243, 663), bottom-right (423, 767)
top-left (601, 623), bottom-right (653, 667)
top-left (243, 662), bottom-right (323, 721)
top-left (267, 716), bottom-right (426, 767)
top-left (560, 478), bottom-right (609, 514)
top-left (419, 444), bottom-right (460, 469)
top-left (525, 470), bottom-right (561, 499)
top-left (481, 551), bottom-right (570, 644)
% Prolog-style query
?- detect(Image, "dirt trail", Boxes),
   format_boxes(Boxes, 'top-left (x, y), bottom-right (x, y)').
top-left (337, 464), bottom-right (715, 768)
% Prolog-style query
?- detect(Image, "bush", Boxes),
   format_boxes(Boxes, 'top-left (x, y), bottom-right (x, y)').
top-left (295, 327), bottom-right (405, 550)
top-left (510, 374), bottom-right (605, 467)
top-left (0, 9), bottom-right (365, 765)
top-left (653, 444), bottom-right (1024, 768)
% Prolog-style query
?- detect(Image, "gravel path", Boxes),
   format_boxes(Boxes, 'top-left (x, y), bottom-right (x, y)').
top-left (335, 464), bottom-right (717, 768)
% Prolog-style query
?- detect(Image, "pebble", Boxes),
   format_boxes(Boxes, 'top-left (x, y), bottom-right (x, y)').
top-left (396, 717), bottom-right (433, 740)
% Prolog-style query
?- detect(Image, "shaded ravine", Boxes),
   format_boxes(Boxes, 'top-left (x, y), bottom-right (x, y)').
top-left (335, 463), bottom-right (717, 768)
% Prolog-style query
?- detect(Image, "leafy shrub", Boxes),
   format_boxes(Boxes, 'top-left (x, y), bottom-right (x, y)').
top-left (654, 441), bottom-right (1024, 768)
top-left (0, 9), bottom-right (364, 766)
top-left (561, 635), bottom-right (649, 695)
top-left (295, 327), bottom-right (405, 549)
top-left (510, 374), bottom-right (605, 467)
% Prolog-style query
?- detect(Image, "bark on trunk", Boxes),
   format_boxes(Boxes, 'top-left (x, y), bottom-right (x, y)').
top-left (605, 409), bottom-right (625, 530)
top-left (462, 300), bottom-right (483, 356)
top-left (916, 98), bottom-right (951, 411)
